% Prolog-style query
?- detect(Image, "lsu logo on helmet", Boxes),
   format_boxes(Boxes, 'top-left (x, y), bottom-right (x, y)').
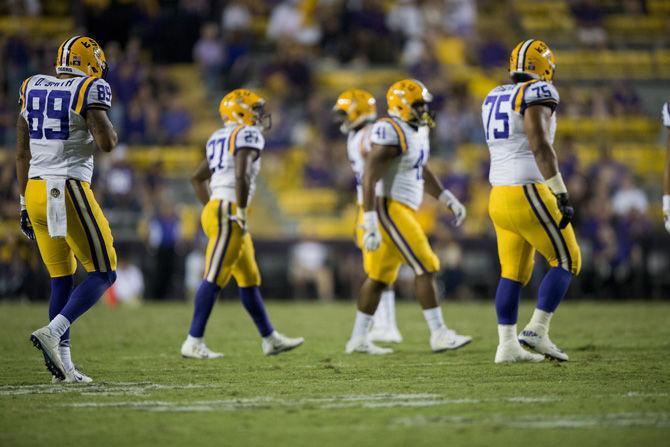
top-left (333, 89), bottom-right (377, 134)
top-left (56, 36), bottom-right (108, 79)
top-left (386, 79), bottom-right (435, 128)
top-left (509, 39), bottom-right (556, 82)
top-left (219, 89), bottom-right (271, 129)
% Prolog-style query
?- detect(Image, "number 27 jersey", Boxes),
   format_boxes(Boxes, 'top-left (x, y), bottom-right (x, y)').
top-left (19, 74), bottom-right (112, 183)
top-left (207, 124), bottom-right (265, 204)
top-left (482, 80), bottom-right (559, 186)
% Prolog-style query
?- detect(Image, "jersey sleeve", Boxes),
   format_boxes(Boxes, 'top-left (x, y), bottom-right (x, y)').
top-left (233, 126), bottom-right (265, 153)
top-left (85, 78), bottom-right (112, 111)
top-left (18, 76), bottom-right (32, 113)
top-left (662, 102), bottom-right (670, 128)
top-left (514, 80), bottom-right (559, 114)
top-left (369, 119), bottom-right (408, 152)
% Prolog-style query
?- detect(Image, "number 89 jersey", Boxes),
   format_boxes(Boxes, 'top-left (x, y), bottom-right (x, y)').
top-left (19, 74), bottom-right (112, 183)
top-left (482, 80), bottom-right (559, 186)
top-left (207, 124), bottom-right (264, 204)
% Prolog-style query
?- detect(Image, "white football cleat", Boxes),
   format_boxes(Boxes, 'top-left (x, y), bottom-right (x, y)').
top-left (495, 340), bottom-right (545, 363)
top-left (52, 368), bottom-right (93, 384)
top-left (181, 339), bottom-right (224, 359)
top-left (345, 336), bottom-right (393, 355)
top-left (368, 325), bottom-right (403, 344)
top-left (430, 327), bottom-right (472, 352)
top-left (262, 331), bottom-right (304, 356)
top-left (518, 327), bottom-right (569, 361)
top-left (30, 326), bottom-right (66, 380)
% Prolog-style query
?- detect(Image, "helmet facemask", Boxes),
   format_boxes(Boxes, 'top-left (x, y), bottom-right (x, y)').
top-left (252, 102), bottom-right (272, 130)
top-left (332, 108), bottom-right (350, 134)
top-left (410, 100), bottom-right (436, 128)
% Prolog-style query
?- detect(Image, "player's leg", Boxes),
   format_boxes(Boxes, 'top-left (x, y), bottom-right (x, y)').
top-left (517, 184), bottom-right (582, 361)
top-left (488, 185), bottom-right (544, 363)
top-left (183, 200), bottom-right (241, 359)
top-left (378, 199), bottom-right (471, 352)
top-left (232, 232), bottom-right (304, 355)
top-left (26, 180), bottom-right (79, 380)
top-left (369, 285), bottom-right (402, 343)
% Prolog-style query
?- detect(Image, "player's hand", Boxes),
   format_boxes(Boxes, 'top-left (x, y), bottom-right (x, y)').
top-left (19, 196), bottom-right (35, 240)
top-left (362, 211), bottom-right (382, 251)
top-left (555, 193), bottom-right (574, 229)
top-left (439, 190), bottom-right (467, 227)
top-left (234, 207), bottom-right (248, 233)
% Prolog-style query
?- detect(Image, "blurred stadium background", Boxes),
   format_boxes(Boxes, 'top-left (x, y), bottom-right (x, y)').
top-left (1, 0), bottom-right (669, 304)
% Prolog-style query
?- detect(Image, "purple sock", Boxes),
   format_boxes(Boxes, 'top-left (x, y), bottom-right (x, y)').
top-left (188, 280), bottom-right (221, 338)
top-left (49, 276), bottom-right (74, 345)
top-left (60, 271), bottom-right (116, 323)
top-left (537, 267), bottom-right (572, 313)
top-left (239, 286), bottom-right (273, 337)
top-left (495, 278), bottom-right (522, 325)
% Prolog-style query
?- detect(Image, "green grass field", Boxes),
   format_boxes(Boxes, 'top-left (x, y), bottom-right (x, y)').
top-left (1, 300), bottom-right (669, 447)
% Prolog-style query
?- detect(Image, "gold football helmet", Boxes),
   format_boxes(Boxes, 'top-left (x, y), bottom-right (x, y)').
top-left (56, 36), bottom-right (108, 78)
top-left (219, 89), bottom-right (271, 128)
top-left (332, 89), bottom-right (377, 134)
top-left (509, 39), bottom-right (556, 82)
top-left (386, 79), bottom-right (435, 127)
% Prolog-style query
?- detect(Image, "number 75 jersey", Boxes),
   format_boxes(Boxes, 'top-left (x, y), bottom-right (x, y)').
top-left (481, 80), bottom-right (559, 186)
top-left (19, 74), bottom-right (112, 183)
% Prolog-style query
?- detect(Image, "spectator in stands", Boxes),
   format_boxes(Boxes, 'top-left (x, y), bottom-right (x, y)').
top-left (267, 0), bottom-right (321, 46)
top-left (146, 198), bottom-right (182, 300)
top-left (612, 81), bottom-right (642, 116)
top-left (612, 174), bottom-right (649, 218)
top-left (289, 240), bottom-right (334, 301)
top-left (159, 97), bottom-right (192, 144)
top-left (570, 0), bottom-right (608, 47)
top-left (112, 258), bottom-right (145, 305)
top-left (222, 1), bottom-right (252, 32)
top-left (193, 23), bottom-right (224, 95)
top-left (102, 146), bottom-right (142, 212)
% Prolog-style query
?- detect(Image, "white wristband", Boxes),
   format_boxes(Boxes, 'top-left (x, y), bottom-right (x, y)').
top-left (545, 173), bottom-right (567, 195)
top-left (663, 195), bottom-right (670, 213)
top-left (20, 195), bottom-right (26, 210)
top-left (363, 211), bottom-right (378, 229)
top-left (438, 189), bottom-right (457, 206)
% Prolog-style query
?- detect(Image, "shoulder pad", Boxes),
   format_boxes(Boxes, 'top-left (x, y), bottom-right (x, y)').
top-left (233, 125), bottom-right (264, 153)
top-left (370, 118), bottom-right (408, 152)
top-left (514, 80), bottom-right (559, 114)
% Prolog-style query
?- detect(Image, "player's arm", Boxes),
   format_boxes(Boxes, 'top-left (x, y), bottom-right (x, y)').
top-left (423, 165), bottom-right (466, 226)
top-left (86, 108), bottom-right (118, 153)
top-left (524, 105), bottom-right (573, 229)
top-left (191, 159), bottom-right (212, 206)
top-left (15, 115), bottom-right (34, 240)
top-left (362, 145), bottom-right (397, 212)
top-left (234, 147), bottom-right (259, 229)
top-left (663, 129), bottom-right (670, 233)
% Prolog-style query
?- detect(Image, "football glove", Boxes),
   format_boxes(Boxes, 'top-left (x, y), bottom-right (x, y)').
top-left (19, 195), bottom-right (35, 240)
top-left (555, 193), bottom-right (574, 229)
top-left (234, 207), bottom-right (248, 233)
top-left (438, 190), bottom-right (466, 227)
top-left (663, 195), bottom-right (670, 234)
top-left (362, 211), bottom-right (382, 251)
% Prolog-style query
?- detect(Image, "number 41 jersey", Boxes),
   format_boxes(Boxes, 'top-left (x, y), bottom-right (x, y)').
top-left (207, 124), bottom-right (264, 204)
top-left (19, 74), bottom-right (112, 183)
top-left (482, 80), bottom-right (559, 186)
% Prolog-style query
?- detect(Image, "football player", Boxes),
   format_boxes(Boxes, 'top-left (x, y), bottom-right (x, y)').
top-left (18, 36), bottom-right (118, 382)
top-left (333, 89), bottom-right (402, 344)
top-left (345, 79), bottom-right (472, 355)
top-left (482, 39), bottom-right (581, 363)
top-left (661, 101), bottom-right (670, 233)
top-left (181, 89), bottom-right (304, 359)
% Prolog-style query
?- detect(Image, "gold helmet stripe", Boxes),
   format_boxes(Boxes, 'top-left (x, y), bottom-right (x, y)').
top-left (516, 39), bottom-right (535, 72)
top-left (61, 35), bottom-right (82, 66)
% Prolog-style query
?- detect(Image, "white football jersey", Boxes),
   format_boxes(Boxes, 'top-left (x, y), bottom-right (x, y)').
top-left (19, 74), bottom-right (112, 183)
top-left (482, 80), bottom-right (559, 186)
top-left (207, 123), bottom-right (264, 204)
top-left (369, 116), bottom-right (430, 210)
top-left (662, 101), bottom-right (670, 128)
top-left (347, 124), bottom-right (372, 205)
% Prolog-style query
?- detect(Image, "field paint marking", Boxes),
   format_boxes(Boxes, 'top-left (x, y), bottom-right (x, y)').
top-left (0, 382), bottom-right (217, 396)
top-left (392, 412), bottom-right (670, 429)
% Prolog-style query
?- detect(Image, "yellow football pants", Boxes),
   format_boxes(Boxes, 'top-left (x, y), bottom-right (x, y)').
top-left (26, 178), bottom-right (117, 277)
top-left (201, 200), bottom-right (261, 288)
top-left (489, 184), bottom-right (581, 285)
top-left (359, 198), bottom-right (440, 285)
